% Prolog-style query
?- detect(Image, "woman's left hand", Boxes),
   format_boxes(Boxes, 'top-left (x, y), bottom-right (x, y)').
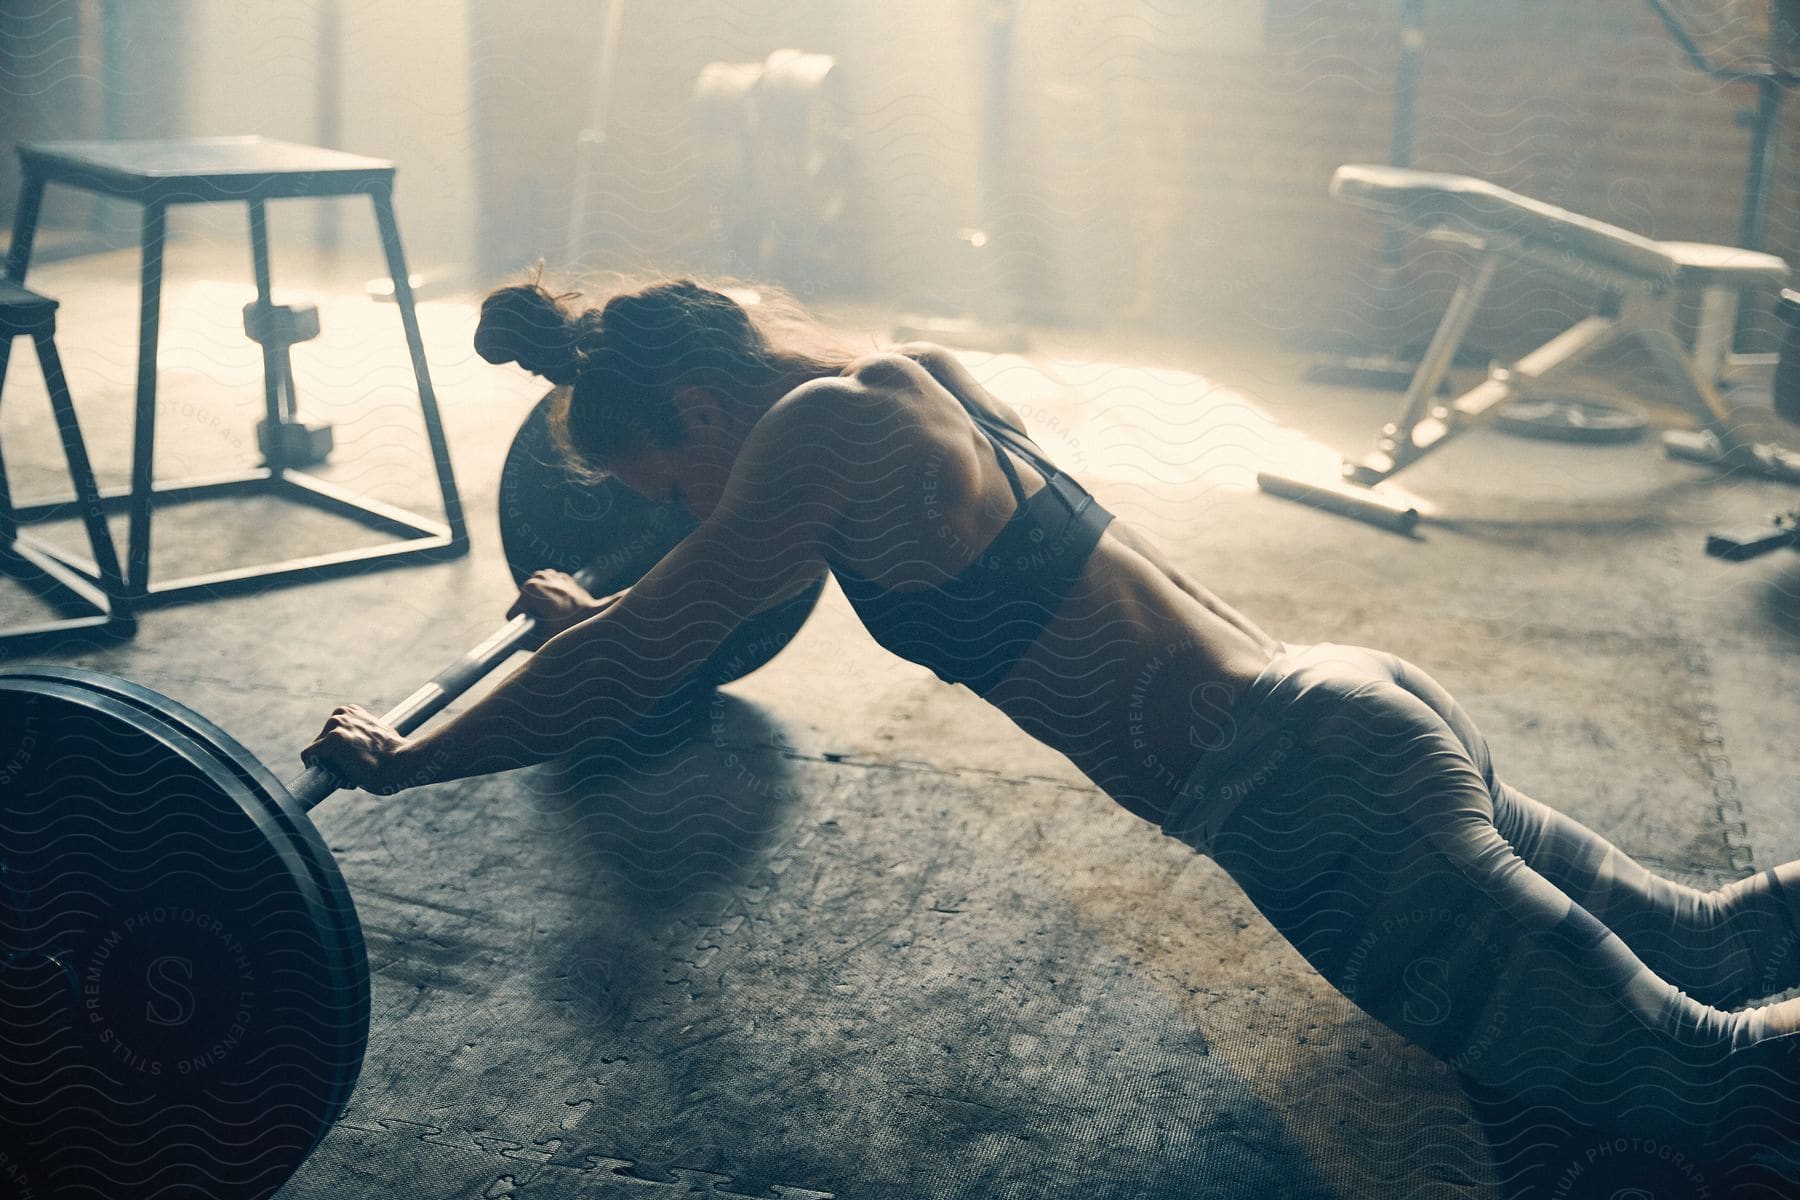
top-left (300, 704), bottom-right (416, 795)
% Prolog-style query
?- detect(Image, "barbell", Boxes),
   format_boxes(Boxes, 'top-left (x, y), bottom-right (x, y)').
top-left (0, 389), bottom-right (822, 1199)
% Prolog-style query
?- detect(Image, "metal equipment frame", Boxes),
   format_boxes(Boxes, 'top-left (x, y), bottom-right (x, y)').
top-left (0, 279), bottom-right (132, 646)
top-left (4, 137), bottom-right (468, 607)
top-left (1261, 202), bottom-right (1797, 533)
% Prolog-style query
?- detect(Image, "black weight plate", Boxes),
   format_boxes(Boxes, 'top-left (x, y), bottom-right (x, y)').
top-left (0, 666), bottom-right (371, 1136)
top-left (0, 677), bottom-right (364, 1198)
top-left (1493, 396), bottom-right (1648, 444)
top-left (0, 676), bottom-right (367, 1200)
top-left (497, 389), bottom-right (822, 686)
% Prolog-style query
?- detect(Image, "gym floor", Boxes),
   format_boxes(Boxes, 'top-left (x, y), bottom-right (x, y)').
top-left (4, 243), bottom-right (1799, 1199)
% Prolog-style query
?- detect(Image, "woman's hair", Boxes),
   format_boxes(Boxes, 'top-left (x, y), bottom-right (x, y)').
top-left (476, 268), bottom-right (854, 476)
top-left (473, 272), bottom-right (596, 387)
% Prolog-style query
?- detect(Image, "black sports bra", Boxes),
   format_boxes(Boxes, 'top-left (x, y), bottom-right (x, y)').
top-left (828, 404), bottom-right (1115, 695)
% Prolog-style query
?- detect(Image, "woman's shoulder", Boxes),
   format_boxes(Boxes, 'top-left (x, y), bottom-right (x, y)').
top-left (771, 355), bottom-right (928, 434)
top-left (838, 347), bottom-right (938, 390)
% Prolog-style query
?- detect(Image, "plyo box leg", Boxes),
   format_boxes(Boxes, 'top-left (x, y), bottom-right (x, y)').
top-left (369, 184), bottom-right (467, 553)
top-left (0, 319), bottom-right (133, 645)
top-left (126, 203), bottom-right (167, 600)
top-left (0, 334), bottom-right (15, 547)
top-left (4, 172), bottom-right (45, 281)
top-left (36, 329), bottom-right (128, 612)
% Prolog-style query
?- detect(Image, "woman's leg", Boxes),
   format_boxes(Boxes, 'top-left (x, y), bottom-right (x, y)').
top-left (1377, 648), bottom-right (1800, 1010)
top-left (1493, 782), bottom-right (1800, 1010)
top-left (1204, 651), bottom-right (1800, 1158)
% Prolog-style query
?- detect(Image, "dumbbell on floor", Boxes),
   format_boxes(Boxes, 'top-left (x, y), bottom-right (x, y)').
top-left (244, 298), bottom-right (334, 468)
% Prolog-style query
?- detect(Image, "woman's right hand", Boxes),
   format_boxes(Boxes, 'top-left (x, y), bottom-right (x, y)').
top-left (506, 569), bottom-right (623, 639)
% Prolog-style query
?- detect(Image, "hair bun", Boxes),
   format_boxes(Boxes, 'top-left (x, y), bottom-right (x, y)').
top-left (475, 284), bottom-right (588, 385)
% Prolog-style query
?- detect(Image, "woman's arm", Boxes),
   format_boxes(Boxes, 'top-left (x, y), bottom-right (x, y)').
top-left (402, 523), bottom-right (819, 785)
top-left (302, 386), bottom-right (847, 791)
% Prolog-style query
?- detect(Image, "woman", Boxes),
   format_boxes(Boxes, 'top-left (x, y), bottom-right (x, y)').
top-left (304, 276), bottom-right (1800, 1160)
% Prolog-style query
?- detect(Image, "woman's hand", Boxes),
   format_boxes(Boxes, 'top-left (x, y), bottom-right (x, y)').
top-left (506, 569), bottom-right (624, 638)
top-left (300, 704), bottom-right (416, 795)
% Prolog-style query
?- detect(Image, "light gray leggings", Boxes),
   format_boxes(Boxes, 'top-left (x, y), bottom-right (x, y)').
top-left (1161, 642), bottom-right (1800, 1159)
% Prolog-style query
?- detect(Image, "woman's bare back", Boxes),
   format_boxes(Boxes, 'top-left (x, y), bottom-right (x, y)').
top-left (818, 350), bottom-right (1278, 825)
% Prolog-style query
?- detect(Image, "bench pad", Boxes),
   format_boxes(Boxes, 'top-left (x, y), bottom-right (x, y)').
top-left (1332, 164), bottom-right (1788, 289)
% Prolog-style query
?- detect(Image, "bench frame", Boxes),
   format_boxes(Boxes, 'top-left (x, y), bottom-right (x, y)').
top-left (1260, 195), bottom-right (1800, 533)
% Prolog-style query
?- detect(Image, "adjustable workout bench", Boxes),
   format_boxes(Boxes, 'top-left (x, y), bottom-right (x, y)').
top-left (1260, 165), bottom-right (1795, 532)
top-left (1706, 288), bottom-right (1800, 560)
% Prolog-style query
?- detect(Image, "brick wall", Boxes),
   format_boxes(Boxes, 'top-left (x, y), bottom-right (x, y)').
top-left (4, 1), bottom-right (1789, 350)
top-left (472, 0), bottom-right (1800, 349)
top-left (1003, 0), bottom-right (1798, 349)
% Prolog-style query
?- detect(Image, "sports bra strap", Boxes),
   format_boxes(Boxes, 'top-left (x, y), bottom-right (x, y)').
top-left (972, 410), bottom-right (1095, 516)
top-left (979, 424), bottom-right (1032, 505)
